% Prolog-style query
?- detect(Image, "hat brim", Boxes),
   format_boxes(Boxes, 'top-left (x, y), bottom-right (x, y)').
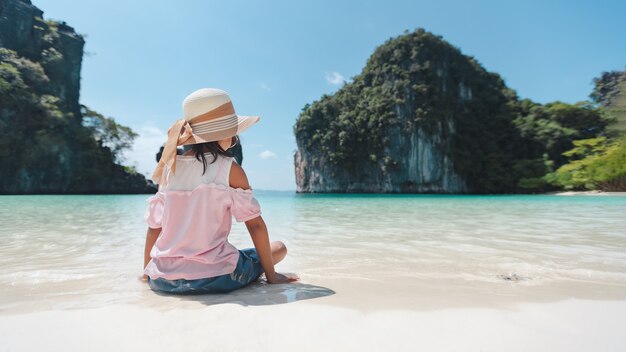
top-left (235, 115), bottom-right (260, 135)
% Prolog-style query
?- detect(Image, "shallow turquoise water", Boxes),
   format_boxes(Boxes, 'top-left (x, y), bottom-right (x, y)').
top-left (0, 192), bottom-right (625, 312)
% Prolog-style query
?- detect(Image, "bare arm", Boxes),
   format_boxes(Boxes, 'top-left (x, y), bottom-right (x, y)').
top-left (244, 216), bottom-right (277, 282)
top-left (142, 227), bottom-right (161, 280)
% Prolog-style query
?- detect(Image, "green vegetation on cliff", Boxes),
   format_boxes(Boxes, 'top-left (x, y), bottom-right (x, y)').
top-left (511, 100), bottom-right (612, 190)
top-left (0, 48), bottom-right (150, 193)
top-left (591, 68), bottom-right (626, 134)
top-left (539, 68), bottom-right (626, 192)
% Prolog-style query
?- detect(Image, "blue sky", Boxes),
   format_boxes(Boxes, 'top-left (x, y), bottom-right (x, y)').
top-left (35, 0), bottom-right (626, 190)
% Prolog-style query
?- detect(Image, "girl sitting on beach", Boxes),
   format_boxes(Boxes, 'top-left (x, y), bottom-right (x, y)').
top-left (142, 88), bottom-right (298, 294)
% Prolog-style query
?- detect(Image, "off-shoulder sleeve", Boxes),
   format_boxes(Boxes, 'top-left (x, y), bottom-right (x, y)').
top-left (144, 192), bottom-right (165, 228)
top-left (231, 189), bottom-right (262, 222)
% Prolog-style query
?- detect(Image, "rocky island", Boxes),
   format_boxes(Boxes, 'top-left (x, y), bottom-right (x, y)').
top-left (294, 29), bottom-right (622, 193)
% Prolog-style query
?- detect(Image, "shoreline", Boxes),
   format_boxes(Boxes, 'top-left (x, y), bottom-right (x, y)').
top-left (3, 189), bottom-right (626, 196)
top-left (549, 190), bottom-right (626, 196)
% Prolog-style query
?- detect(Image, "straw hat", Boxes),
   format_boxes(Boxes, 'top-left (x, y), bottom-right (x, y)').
top-left (181, 88), bottom-right (259, 142)
top-left (151, 88), bottom-right (259, 184)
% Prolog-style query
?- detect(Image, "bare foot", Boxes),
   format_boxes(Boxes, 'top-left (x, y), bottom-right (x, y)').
top-left (268, 272), bottom-right (299, 284)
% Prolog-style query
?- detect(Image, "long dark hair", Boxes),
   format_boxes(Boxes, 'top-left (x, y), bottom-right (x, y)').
top-left (191, 135), bottom-right (238, 175)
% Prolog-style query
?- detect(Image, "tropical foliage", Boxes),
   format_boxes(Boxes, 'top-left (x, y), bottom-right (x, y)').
top-left (294, 29), bottom-right (622, 193)
top-left (546, 136), bottom-right (626, 191)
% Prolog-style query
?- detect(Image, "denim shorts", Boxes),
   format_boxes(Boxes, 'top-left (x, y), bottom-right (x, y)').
top-left (148, 248), bottom-right (264, 294)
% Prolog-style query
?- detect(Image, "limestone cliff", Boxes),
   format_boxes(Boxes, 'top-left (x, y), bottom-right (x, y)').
top-left (0, 0), bottom-right (155, 194)
top-left (294, 29), bottom-right (521, 193)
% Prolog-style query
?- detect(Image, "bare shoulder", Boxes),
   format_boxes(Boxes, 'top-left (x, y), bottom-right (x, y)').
top-left (229, 159), bottom-right (251, 190)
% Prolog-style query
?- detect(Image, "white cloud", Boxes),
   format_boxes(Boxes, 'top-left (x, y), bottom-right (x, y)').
top-left (122, 123), bottom-right (167, 177)
top-left (325, 71), bottom-right (345, 85)
top-left (259, 150), bottom-right (277, 159)
top-left (260, 83), bottom-right (271, 91)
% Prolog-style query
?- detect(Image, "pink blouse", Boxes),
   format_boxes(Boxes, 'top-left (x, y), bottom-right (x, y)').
top-left (143, 154), bottom-right (261, 280)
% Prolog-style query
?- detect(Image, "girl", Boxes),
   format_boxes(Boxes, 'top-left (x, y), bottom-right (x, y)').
top-left (142, 88), bottom-right (298, 294)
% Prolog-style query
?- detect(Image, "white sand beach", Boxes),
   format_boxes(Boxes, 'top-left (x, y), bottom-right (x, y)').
top-left (2, 266), bottom-right (626, 351)
top-left (1, 280), bottom-right (626, 352)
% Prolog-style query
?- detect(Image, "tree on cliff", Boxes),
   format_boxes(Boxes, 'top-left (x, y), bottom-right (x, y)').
top-left (81, 105), bottom-right (138, 164)
top-left (590, 67), bottom-right (626, 134)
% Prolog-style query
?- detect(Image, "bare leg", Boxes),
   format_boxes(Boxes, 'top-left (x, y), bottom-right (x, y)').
top-left (271, 241), bottom-right (287, 264)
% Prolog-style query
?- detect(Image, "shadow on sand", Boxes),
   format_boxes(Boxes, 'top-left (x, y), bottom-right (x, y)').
top-left (152, 280), bottom-right (335, 307)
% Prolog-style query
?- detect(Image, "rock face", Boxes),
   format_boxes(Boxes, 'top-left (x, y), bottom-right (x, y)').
top-left (0, 0), bottom-right (155, 194)
top-left (294, 29), bottom-right (519, 193)
top-left (295, 119), bottom-right (467, 193)
top-left (0, 0), bottom-right (83, 117)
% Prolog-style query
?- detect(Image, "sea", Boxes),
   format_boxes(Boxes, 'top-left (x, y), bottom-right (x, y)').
top-left (1, 192), bottom-right (625, 312)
